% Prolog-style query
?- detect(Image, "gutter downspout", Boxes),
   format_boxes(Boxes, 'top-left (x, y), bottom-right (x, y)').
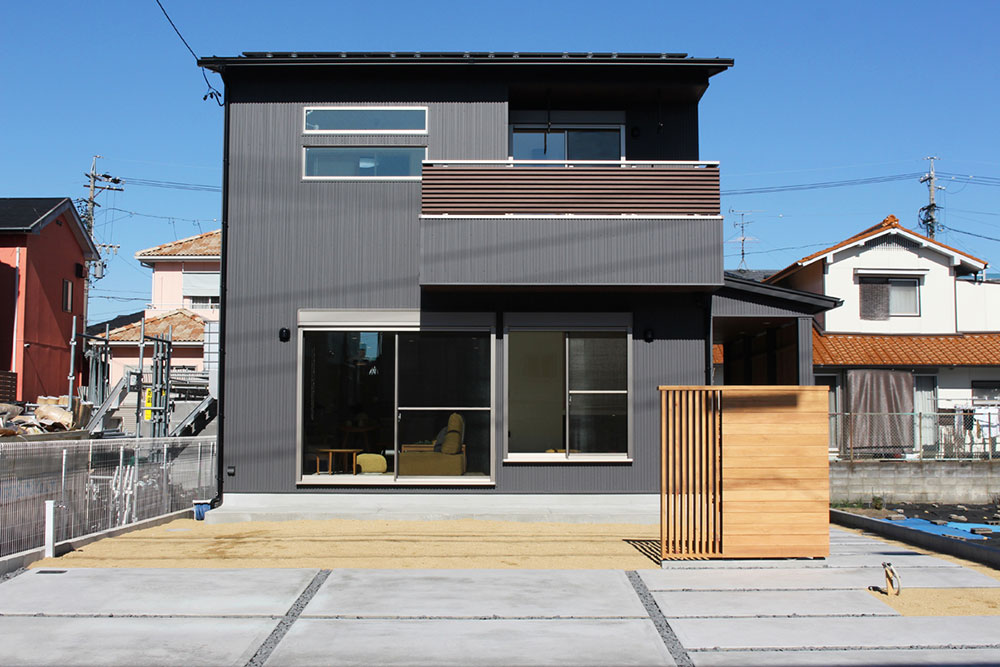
top-left (11, 247), bottom-right (20, 375)
top-left (704, 293), bottom-right (714, 385)
top-left (212, 70), bottom-right (229, 509)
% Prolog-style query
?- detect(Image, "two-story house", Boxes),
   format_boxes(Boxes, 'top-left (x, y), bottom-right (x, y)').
top-left (1, 198), bottom-right (98, 403)
top-left (197, 52), bottom-right (839, 506)
top-left (766, 215), bottom-right (1000, 457)
top-left (99, 230), bottom-right (220, 384)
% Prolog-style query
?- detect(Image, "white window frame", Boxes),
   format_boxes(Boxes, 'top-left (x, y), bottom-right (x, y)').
top-left (888, 278), bottom-right (920, 316)
top-left (295, 310), bottom-right (496, 486)
top-left (302, 146), bottom-right (427, 182)
top-left (62, 279), bottom-right (73, 313)
top-left (858, 275), bottom-right (921, 319)
top-left (303, 106), bottom-right (429, 135)
top-left (503, 313), bottom-right (633, 463)
top-left (508, 123), bottom-right (626, 162)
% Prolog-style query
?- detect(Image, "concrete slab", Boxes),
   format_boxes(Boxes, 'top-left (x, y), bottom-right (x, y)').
top-left (689, 648), bottom-right (1000, 666)
top-left (0, 568), bottom-right (317, 616)
top-left (207, 492), bottom-right (661, 524)
top-left (303, 569), bottom-right (647, 618)
top-left (670, 616), bottom-right (1000, 650)
top-left (266, 618), bottom-right (675, 666)
top-left (641, 566), bottom-right (1000, 591)
top-left (660, 553), bottom-right (958, 569)
top-left (653, 589), bottom-right (896, 617)
top-left (0, 616), bottom-right (277, 667)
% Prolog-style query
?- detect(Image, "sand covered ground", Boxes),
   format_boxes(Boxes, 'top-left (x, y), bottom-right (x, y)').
top-left (30, 517), bottom-right (662, 570)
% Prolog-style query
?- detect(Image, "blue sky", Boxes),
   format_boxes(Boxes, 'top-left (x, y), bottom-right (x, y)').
top-left (4, 1), bottom-right (999, 323)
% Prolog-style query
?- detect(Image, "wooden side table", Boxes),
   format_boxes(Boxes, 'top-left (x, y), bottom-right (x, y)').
top-left (315, 448), bottom-right (363, 475)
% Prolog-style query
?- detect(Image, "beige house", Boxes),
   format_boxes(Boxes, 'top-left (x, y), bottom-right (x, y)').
top-left (101, 230), bottom-right (220, 384)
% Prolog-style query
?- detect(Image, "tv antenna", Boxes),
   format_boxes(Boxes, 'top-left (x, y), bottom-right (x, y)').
top-left (728, 209), bottom-right (761, 272)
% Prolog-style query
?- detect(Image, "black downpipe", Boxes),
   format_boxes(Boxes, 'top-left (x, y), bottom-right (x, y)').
top-left (211, 69), bottom-right (230, 509)
top-left (704, 293), bottom-right (714, 385)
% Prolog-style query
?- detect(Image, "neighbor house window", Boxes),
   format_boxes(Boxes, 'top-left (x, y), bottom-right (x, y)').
top-left (190, 296), bottom-right (220, 310)
top-left (972, 381), bottom-right (1000, 402)
top-left (860, 277), bottom-right (919, 320)
top-left (62, 280), bottom-right (73, 312)
top-left (304, 147), bottom-right (426, 179)
top-left (304, 107), bottom-right (427, 134)
top-left (506, 325), bottom-right (630, 460)
top-left (510, 126), bottom-right (624, 161)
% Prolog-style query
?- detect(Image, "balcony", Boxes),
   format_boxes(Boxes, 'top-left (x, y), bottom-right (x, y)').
top-left (422, 160), bottom-right (720, 216)
top-left (419, 160), bottom-right (723, 287)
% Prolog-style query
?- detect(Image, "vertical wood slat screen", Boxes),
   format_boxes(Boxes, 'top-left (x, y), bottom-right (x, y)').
top-left (659, 387), bottom-right (722, 559)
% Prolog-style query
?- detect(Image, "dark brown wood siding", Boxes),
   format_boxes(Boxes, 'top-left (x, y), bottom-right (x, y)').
top-left (422, 164), bottom-right (720, 216)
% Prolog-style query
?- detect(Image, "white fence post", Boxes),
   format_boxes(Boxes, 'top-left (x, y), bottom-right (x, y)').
top-left (44, 500), bottom-right (55, 558)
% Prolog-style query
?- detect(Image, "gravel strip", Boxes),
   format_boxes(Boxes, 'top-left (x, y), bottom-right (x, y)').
top-left (627, 570), bottom-right (692, 667)
top-left (245, 569), bottom-right (330, 667)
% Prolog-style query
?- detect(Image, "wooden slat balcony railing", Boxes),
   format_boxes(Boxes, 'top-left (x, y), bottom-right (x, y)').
top-left (422, 160), bottom-right (720, 216)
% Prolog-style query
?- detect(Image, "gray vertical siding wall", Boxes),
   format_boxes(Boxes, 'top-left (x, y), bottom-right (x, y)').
top-left (223, 92), bottom-right (710, 494)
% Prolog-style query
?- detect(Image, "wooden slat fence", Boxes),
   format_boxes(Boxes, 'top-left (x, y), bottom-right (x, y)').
top-left (659, 385), bottom-right (829, 560)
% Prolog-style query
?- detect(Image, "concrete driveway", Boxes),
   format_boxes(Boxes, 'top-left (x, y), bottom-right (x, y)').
top-left (1, 528), bottom-right (999, 666)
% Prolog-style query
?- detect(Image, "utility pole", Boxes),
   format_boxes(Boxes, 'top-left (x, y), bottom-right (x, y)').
top-left (728, 209), bottom-right (761, 272)
top-left (919, 156), bottom-right (943, 238)
top-left (82, 156), bottom-right (123, 324)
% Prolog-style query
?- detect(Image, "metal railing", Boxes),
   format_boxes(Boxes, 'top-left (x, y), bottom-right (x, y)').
top-left (830, 411), bottom-right (999, 461)
top-left (0, 437), bottom-right (216, 558)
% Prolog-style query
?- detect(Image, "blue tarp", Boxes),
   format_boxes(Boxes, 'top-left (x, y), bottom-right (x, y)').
top-left (946, 522), bottom-right (996, 535)
top-left (880, 517), bottom-right (987, 540)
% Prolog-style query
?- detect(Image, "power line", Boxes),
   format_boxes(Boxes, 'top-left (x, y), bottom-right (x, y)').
top-left (722, 172), bottom-right (924, 196)
top-left (153, 0), bottom-right (223, 105)
top-left (121, 176), bottom-right (221, 192)
top-left (105, 207), bottom-right (219, 224)
top-left (941, 226), bottom-right (1000, 243)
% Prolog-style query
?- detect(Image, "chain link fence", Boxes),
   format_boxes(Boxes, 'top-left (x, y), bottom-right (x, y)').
top-left (0, 437), bottom-right (216, 558)
top-left (831, 410), bottom-right (1000, 461)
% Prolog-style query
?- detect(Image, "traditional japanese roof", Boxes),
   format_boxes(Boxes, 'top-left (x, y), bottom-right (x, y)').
top-left (813, 330), bottom-right (1000, 367)
top-left (766, 215), bottom-right (987, 284)
top-left (135, 229), bottom-right (221, 261)
top-left (0, 197), bottom-right (99, 259)
top-left (103, 309), bottom-right (204, 343)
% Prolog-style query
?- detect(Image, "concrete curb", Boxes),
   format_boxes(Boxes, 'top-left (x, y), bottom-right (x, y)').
top-left (830, 508), bottom-right (1000, 569)
top-left (0, 508), bottom-right (192, 577)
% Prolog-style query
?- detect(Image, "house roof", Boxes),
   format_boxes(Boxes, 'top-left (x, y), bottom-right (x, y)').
top-left (765, 215), bottom-right (988, 284)
top-left (0, 197), bottom-right (99, 259)
top-left (86, 311), bottom-right (144, 337)
top-left (813, 330), bottom-right (1000, 367)
top-left (200, 52), bottom-right (734, 76)
top-left (135, 229), bottom-right (221, 261)
top-left (102, 309), bottom-right (205, 343)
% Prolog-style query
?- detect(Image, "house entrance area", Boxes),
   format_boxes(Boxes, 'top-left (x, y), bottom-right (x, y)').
top-left (299, 329), bottom-right (493, 483)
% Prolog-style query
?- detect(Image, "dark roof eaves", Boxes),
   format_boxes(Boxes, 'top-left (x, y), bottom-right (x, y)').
top-left (722, 275), bottom-right (843, 313)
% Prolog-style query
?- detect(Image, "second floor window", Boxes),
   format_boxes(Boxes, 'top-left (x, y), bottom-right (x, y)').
top-left (190, 296), bottom-right (220, 310)
top-left (860, 277), bottom-right (919, 320)
top-left (62, 279), bottom-right (73, 312)
top-left (510, 126), bottom-right (623, 161)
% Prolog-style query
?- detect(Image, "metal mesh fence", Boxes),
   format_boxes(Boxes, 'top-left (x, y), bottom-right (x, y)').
top-left (0, 437), bottom-right (216, 558)
top-left (831, 410), bottom-right (1000, 461)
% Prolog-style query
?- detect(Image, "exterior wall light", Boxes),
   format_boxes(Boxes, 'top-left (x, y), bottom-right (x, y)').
top-left (643, 329), bottom-right (655, 343)
top-left (279, 327), bottom-right (291, 342)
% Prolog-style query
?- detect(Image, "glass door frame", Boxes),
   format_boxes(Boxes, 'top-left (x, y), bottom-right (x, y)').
top-left (507, 124), bottom-right (627, 162)
top-left (295, 314), bottom-right (496, 486)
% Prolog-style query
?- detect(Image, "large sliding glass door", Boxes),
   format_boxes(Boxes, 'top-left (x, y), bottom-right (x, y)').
top-left (300, 328), bottom-right (493, 483)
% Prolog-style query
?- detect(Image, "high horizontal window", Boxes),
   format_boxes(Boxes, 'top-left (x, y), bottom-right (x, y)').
top-left (304, 107), bottom-right (427, 133)
top-left (304, 147), bottom-right (425, 179)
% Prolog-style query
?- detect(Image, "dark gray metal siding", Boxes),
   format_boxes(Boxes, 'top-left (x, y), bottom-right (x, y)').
top-left (223, 99), bottom-right (506, 493)
top-left (421, 217), bottom-right (723, 286)
top-left (713, 289), bottom-right (817, 317)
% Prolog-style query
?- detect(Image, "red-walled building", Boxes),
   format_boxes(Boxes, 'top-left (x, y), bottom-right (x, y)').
top-left (0, 198), bottom-right (98, 403)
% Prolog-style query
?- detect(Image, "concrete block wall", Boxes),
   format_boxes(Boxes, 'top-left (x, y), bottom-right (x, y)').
top-left (830, 460), bottom-right (1000, 504)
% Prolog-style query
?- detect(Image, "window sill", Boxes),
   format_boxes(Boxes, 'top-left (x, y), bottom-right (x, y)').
top-left (298, 474), bottom-right (495, 487)
top-left (503, 455), bottom-right (633, 464)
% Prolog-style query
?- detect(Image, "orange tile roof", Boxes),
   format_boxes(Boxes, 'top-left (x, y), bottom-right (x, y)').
top-left (813, 330), bottom-right (1000, 366)
top-left (103, 310), bottom-right (205, 343)
top-left (766, 215), bottom-right (987, 284)
top-left (136, 229), bottom-right (220, 258)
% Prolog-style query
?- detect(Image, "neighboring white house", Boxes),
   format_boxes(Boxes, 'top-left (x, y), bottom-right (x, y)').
top-left (99, 230), bottom-right (221, 384)
top-left (766, 215), bottom-right (1000, 456)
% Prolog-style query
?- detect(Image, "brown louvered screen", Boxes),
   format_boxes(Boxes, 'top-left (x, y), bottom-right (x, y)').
top-left (660, 387), bottom-right (722, 559)
top-left (422, 164), bottom-right (720, 216)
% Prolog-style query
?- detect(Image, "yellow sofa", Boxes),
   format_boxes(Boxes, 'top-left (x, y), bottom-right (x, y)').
top-left (397, 413), bottom-right (466, 476)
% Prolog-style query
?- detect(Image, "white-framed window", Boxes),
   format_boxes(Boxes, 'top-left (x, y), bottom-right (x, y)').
top-left (504, 314), bottom-right (632, 462)
top-left (62, 279), bottom-right (73, 312)
top-left (303, 106), bottom-right (428, 134)
top-left (509, 124), bottom-right (625, 161)
top-left (189, 296), bottom-right (220, 310)
top-left (296, 311), bottom-right (496, 486)
top-left (303, 146), bottom-right (427, 180)
top-left (859, 277), bottom-right (919, 320)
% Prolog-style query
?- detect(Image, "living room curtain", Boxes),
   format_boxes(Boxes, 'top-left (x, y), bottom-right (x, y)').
top-left (847, 369), bottom-right (914, 458)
